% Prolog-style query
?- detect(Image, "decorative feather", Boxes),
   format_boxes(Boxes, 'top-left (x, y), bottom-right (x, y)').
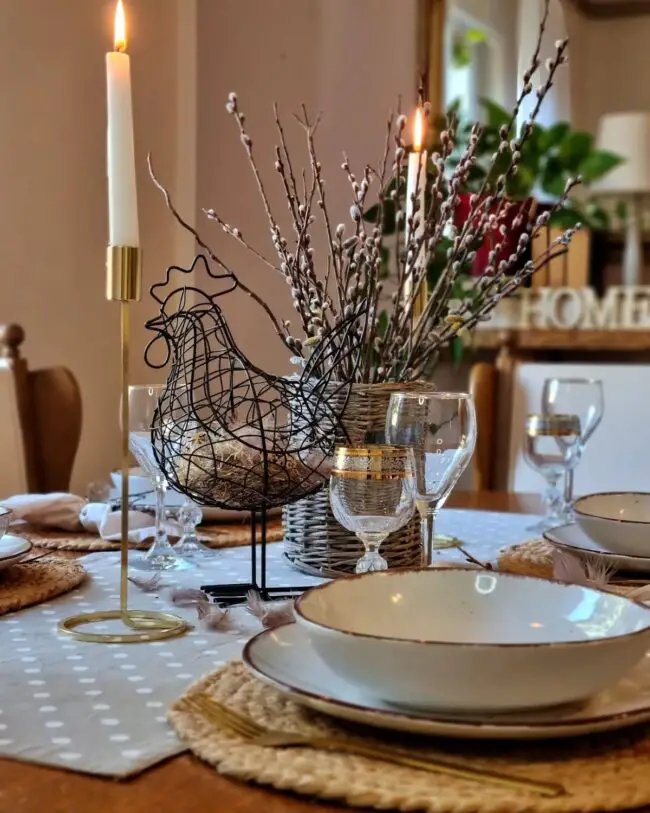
top-left (128, 574), bottom-right (163, 592)
top-left (552, 549), bottom-right (588, 585)
top-left (246, 589), bottom-right (295, 629)
top-left (552, 548), bottom-right (614, 587)
top-left (169, 587), bottom-right (209, 607)
top-left (196, 598), bottom-right (230, 631)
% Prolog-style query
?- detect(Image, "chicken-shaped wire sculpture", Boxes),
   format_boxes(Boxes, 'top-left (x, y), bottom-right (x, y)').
top-left (144, 253), bottom-right (368, 513)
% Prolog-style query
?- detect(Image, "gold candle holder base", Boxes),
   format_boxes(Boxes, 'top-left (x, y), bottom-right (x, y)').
top-left (59, 245), bottom-right (189, 644)
top-left (59, 609), bottom-right (188, 644)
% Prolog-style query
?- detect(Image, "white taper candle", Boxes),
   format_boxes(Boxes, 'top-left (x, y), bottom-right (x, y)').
top-left (106, 0), bottom-right (139, 247)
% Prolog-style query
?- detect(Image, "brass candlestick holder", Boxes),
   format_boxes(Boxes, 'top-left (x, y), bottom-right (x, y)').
top-left (58, 246), bottom-right (189, 644)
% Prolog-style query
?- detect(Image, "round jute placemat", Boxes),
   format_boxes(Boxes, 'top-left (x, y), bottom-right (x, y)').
top-left (21, 518), bottom-right (284, 553)
top-left (169, 661), bottom-right (650, 813)
top-left (0, 557), bottom-right (86, 615)
top-left (498, 538), bottom-right (553, 579)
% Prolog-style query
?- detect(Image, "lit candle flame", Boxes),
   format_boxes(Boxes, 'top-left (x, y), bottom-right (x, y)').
top-left (413, 107), bottom-right (424, 153)
top-left (114, 0), bottom-right (127, 53)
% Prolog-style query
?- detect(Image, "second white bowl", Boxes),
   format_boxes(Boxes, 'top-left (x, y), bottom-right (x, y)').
top-left (295, 569), bottom-right (650, 713)
top-left (574, 492), bottom-right (650, 557)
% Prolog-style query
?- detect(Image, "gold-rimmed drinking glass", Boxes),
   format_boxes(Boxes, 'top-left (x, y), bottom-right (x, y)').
top-left (329, 445), bottom-right (416, 573)
top-left (523, 413), bottom-right (582, 533)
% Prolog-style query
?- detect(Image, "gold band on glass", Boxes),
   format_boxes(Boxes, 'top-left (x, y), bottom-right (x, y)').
top-left (330, 470), bottom-right (410, 481)
top-left (525, 414), bottom-right (580, 437)
top-left (59, 246), bottom-right (189, 644)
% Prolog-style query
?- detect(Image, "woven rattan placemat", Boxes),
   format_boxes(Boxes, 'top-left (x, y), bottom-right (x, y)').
top-left (0, 557), bottom-right (86, 615)
top-left (169, 661), bottom-right (650, 813)
top-left (21, 518), bottom-right (284, 552)
top-left (498, 538), bottom-right (554, 579)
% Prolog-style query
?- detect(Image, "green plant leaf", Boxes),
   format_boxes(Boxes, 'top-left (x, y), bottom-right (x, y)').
top-left (557, 131), bottom-right (594, 172)
top-left (539, 122), bottom-right (570, 152)
top-left (578, 150), bottom-right (624, 184)
top-left (540, 155), bottom-right (568, 198)
top-left (584, 200), bottom-right (610, 230)
top-left (479, 98), bottom-right (511, 130)
top-left (452, 39), bottom-right (472, 68)
top-left (451, 336), bottom-right (465, 367)
top-left (465, 27), bottom-right (488, 44)
top-left (548, 207), bottom-right (583, 228)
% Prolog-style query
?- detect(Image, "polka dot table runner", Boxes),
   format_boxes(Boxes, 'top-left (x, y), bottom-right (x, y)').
top-left (0, 509), bottom-right (537, 778)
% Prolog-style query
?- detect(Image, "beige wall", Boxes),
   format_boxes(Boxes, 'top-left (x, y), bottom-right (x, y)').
top-left (0, 0), bottom-right (185, 494)
top-left (0, 0), bottom-right (422, 494)
top-left (196, 0), bottom-right (418, 374)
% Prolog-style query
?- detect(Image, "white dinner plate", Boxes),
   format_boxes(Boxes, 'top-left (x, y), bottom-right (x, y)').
top-left (0, 534), bottom-right (32, 570)
top-left (243, 622), bottom-right (650, 740)
top-left (544, 523), bottom-right (650, 574)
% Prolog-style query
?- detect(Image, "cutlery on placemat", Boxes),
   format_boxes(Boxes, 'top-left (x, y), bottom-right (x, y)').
top-left (180, 693), bottom-right (565, 797)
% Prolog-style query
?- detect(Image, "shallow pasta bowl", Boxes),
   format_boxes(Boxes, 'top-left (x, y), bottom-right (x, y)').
top-left (294, 568), bottom-right (650, 713)
top-left (574, 492), bottom-right (650, 557)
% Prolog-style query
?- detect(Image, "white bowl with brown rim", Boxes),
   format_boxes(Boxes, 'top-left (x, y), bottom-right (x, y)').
top-left (574, 492), bottom-right (650, 557)
top-left (294, 568), bottom-right (650, 713)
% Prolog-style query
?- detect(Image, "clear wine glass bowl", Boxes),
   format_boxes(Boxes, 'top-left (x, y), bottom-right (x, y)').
top-left (385, 391), bottom-right (477, 564)
top-left (127, 385), bottom-right (192, 571)
top-left (542, 377), bottom-right (604, 521)
top-left (329, 445), bottom-right (416, 574)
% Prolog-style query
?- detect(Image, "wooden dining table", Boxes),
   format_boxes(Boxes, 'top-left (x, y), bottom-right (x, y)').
top-left (0, 491), bottom-right (541, 813)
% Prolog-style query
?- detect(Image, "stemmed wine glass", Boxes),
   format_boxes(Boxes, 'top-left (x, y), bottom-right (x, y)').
top-left (330, 445), bottom-right (416, 573)
top-left (127, 385), bottom-right (192, 571)
top-left (542, 378), bottom-right (604, 521)
top-left (523, 413), bottom-right (582, 533)
top-left (385, 392), bottom-right (477, 566)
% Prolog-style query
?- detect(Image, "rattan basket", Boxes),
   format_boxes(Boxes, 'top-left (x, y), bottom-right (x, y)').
top-left (283, 380), bottom-right (430, 577)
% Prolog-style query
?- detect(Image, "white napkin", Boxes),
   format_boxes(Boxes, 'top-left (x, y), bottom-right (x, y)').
top-left (80, 503), bottom-right (180, 544)
top-left (0, 492), bottom-right (179, 543)
top-left (1, 493), bottom-right (85, 531)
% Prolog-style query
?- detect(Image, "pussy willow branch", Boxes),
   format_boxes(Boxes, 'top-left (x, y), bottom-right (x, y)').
top-left (147, 154), bottom-right (290, 351)
top-left (179, 0), bottom-right (578, 384)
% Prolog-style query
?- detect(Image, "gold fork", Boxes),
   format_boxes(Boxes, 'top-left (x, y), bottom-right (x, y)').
top-left (180, 693), bottom-right (565, 798)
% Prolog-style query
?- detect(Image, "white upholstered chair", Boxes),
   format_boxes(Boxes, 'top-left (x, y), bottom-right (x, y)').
top-left (470, 353), bottom-right (650, 496)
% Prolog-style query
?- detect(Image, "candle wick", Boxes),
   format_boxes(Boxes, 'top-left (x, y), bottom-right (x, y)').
top-left (114, 41), bottom-right (127, 54)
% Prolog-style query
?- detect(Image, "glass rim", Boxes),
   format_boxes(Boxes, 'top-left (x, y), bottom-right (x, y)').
top-left (388, 391), bottom-right (473, 401)
top-left (543, 377), bottom-right (603, 386)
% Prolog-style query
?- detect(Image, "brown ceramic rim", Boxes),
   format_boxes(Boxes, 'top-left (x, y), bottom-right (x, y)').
top-left (242, 622), bottom-right (650, 733)
top-left (293, 567), bottom-right (650, 648)
top-left (574, 492), bottom-right (650, 525)
top-left (543, 525), bottom-right (650, 562)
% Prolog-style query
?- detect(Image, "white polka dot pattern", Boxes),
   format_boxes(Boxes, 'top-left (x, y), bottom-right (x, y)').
top-left (0, 509), bottom-right (535, 778)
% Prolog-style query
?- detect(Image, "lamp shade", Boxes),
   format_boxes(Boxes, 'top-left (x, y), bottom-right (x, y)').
top-left (593, 111), bottom-right (650, 195)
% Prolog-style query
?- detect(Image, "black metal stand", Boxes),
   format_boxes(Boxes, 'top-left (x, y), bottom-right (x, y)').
top-left (201, 506), bottom-right (314, 606)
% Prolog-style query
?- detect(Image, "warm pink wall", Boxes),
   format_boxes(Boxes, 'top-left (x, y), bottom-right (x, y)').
top-left (0, 0), bottom-right (419, 492)
top-left (0, 0), bottom-right (181, 493)
top-left (196, 0), bottom-right (418, 375)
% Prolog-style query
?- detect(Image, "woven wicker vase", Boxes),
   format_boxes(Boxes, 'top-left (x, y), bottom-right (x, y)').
top-left (283, 380), bottom-right (430, 578)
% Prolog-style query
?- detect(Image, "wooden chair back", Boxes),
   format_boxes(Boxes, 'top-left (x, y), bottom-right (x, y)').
top-left (470, 348), bottom-right (650, 495)
top-left (0, 325), bottom-right (81, 496)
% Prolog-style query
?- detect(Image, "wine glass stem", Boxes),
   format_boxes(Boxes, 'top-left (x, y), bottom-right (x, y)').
top-left (563, 468), bottom-right (575, 516)
top-left (149, 476), bottom-right (174, 557)
top-left (420, 511), bottom-right (435, 567)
